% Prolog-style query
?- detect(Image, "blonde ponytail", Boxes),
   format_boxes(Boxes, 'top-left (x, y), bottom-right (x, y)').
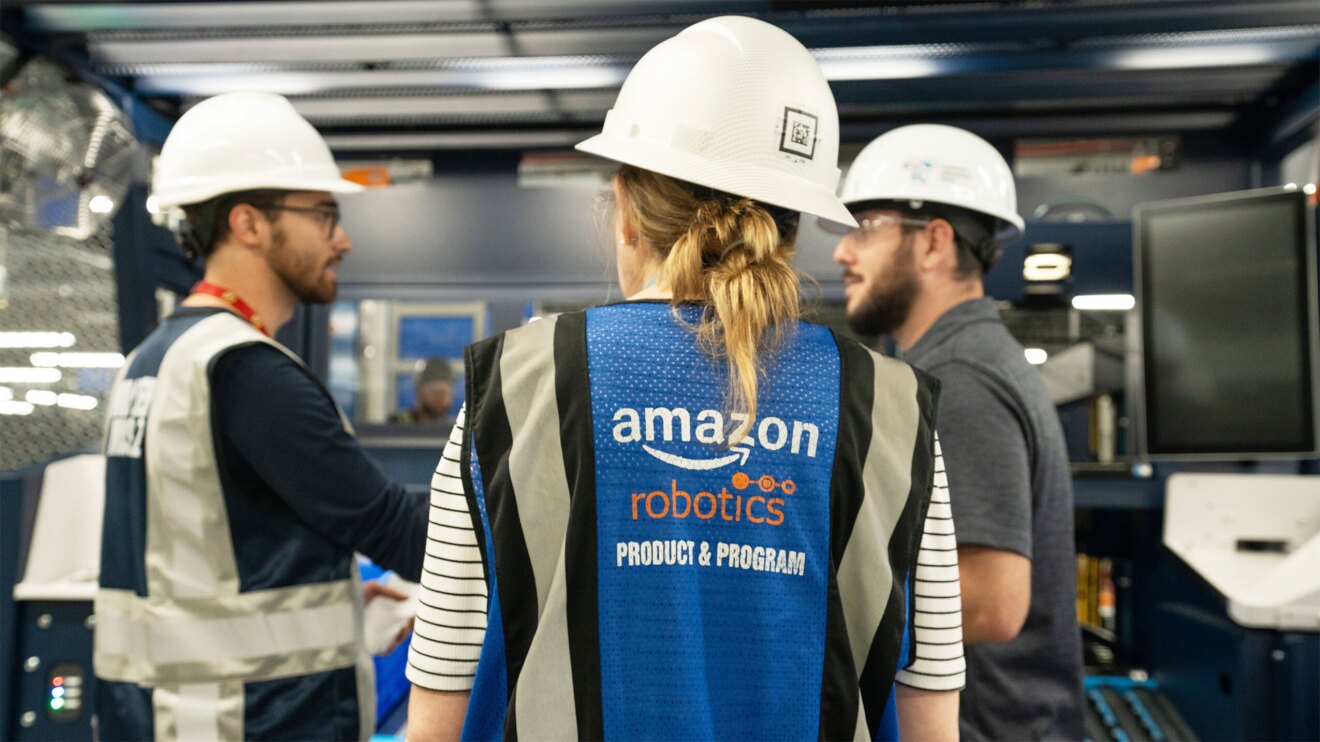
top-left (614, 165), bottom-right (801, 443)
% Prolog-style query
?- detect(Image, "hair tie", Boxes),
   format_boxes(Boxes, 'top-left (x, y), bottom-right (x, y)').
top-left (720, 238), bottom-right (746, 259)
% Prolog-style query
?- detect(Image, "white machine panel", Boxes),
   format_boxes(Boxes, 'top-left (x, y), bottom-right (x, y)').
top-left (13, 454), bottom-right (105, 602)
top-left (1164, 472), bottom-right (1320, 631)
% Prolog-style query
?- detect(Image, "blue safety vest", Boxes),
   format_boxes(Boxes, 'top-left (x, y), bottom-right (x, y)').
top-left (458, 302), bottom-right (939, 741)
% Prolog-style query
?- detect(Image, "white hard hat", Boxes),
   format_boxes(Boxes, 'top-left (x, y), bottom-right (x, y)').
top-left (576, 16), bottom-right (856, 229)
top-left (152, 92), bottom-right (363, 209)
top-left (838, 124), bottom-right (1024, 242)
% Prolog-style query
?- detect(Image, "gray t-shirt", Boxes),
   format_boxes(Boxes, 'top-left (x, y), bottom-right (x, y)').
top-left (902, 297), bottom-right (1084, 741)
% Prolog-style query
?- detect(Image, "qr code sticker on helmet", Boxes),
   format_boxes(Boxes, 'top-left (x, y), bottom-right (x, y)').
top-left (779, 107), bottom-right (818, 159)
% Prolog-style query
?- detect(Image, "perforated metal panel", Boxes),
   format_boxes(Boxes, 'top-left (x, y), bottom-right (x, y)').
top-left (0, 224), bottom-right (119, 471)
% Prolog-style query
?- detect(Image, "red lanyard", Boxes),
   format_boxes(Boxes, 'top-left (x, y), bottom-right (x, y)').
top-left (190, 280), bottom-right (269, 336)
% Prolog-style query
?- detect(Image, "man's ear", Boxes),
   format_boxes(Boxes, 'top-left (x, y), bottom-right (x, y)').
top-left (226, 203), bottom-right (270, 249)
top-left (918, 218), bottom-right (957, 272)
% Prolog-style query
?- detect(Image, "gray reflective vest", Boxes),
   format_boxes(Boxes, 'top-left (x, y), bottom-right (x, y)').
top-left (95, 311), bottom-right (373, 740)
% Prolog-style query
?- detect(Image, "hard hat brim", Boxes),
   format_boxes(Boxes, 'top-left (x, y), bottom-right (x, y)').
top-left (823, 195), bottom-right (1029, 244)
top-left (154, 175), bottom-right (366, 210)
top-left (577, 132), bottom-right (858, 230)
top-left (840, 194), bottom-right (1025, 235)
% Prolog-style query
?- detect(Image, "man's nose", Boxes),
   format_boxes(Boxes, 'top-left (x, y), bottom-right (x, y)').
top-left (832, 238), bottom-right (851, 266)
top-left (333, 225), bottom-right (352, 255)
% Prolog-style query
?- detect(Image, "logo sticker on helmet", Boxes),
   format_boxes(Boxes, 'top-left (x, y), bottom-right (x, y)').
top-left (906, 160), bottom-right (937, 183)
top-left (778, 107), bottom-right (818, 160)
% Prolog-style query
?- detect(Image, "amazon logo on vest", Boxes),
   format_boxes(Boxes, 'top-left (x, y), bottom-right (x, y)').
top-left (610, 406), bottom-right (820, 470)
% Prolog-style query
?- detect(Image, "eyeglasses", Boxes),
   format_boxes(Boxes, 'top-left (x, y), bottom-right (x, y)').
top-left (821, 214), bottom-right (930, 236)
top-left (268, 205), bottom-right (342, 238)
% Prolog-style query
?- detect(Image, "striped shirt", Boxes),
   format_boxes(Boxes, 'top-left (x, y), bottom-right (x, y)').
top-left (405, 408), bottom-right (966, 694)
top-left (405, 407), bottom-right (487, 689)
top-left (894, 436), bottom-right (966, 691)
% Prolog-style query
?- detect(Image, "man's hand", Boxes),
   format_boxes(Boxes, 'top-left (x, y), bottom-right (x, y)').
top-left (363, 580), bottom-right (416, 655)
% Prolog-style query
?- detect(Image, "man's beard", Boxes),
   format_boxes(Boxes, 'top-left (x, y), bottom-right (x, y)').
top-left (846, 232), bottom-right (918, 337)
top-left (268, 227), bottom-right (337, 304)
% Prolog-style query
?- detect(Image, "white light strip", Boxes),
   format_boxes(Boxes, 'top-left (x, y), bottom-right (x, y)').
top-left (25, 390), bottom-right (57, 406)
top-left (25, 390), bottom-right (99, 410)
top-left (136, 64), bottom-right (629, 96)
top-left (812, 45), bottom-right (945, 81)
top-left (92, 27), bottom-right (673, 66)
top-left (0, 368), bottom-right (63, 384)
top-left (0, 400), bottom-right (35, 416)
top-left (30, 352), bottom-right (127, 368)
top-left (323, 130), bottom-right (590, 151)
top-left (1072, 294), bottom-right (1136, 311)
top-left (0, 386), bottom-right (12, 401)
top-left (1024, 348), bottom-right (1049, 365)
top-left (1112, 43), bottom-right (1277, 71)
top-left (126, 28), bottom-right (1320, 97)
top-left (0, 332), bottom-right (76, 348)
top-left (58, 393), bottom-right (100, 411)
top-left (29, 0), bottom-right (721, 30)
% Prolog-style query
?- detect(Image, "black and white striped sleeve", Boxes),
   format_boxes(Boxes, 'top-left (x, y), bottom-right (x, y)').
top-left (405, 405), bottom-right (489, 692)
top-left (895, 433), bottom-right (967, 691)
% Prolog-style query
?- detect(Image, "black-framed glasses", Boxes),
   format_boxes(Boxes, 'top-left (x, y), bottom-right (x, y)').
top-left (268, 205), bottom-right (342, 238)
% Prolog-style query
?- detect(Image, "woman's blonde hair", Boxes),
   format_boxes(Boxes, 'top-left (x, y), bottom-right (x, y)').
top-left (614, 164), bottom-right (801, 443)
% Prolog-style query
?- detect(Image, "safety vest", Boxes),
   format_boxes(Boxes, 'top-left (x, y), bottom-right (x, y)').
top-left (460, 302), bottom-right (939, 741)
top-left (94, 310), bottom-right (373, 740)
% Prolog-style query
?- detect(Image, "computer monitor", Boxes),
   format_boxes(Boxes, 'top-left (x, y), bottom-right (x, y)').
top-left (1134, 186), bottom-right (1319, 460)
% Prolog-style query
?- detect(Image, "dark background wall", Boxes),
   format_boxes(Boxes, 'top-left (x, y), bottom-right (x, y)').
top-left (331, 135), bottom-right (1259, 326)
top-left (1016, 132), bottom-right (1254, 220)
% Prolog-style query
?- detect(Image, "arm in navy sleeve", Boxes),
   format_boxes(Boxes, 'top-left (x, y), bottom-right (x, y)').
top-left (212, 344), bottom-right (428, 580)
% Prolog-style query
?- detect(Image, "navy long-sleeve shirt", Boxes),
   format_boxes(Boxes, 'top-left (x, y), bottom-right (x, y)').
top-left (210, 329), bottom-right (427, 587)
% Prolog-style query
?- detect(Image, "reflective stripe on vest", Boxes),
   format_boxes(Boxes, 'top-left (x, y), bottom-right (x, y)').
top-left (93, 581), bottom-right (358, 685)
top-left (94, 313), bottom-right (364, 690)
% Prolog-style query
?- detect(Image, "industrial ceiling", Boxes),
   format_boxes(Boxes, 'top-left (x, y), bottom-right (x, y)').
top-left (3, 1), bottom-right (1317, 153)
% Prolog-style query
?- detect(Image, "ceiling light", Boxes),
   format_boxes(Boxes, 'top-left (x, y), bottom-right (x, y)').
top-left (1024, 348), bottom-right (1049, 365)
top-left (58, 393), bottom-right (99, 410)
top-left (1072, 294), bottom-right (1136, 311)
top-left (0, 368), bottom-right (62, 384)
top-left (1113, 43), bottom-right (1276, 71)
top-left (814, 54), bottom-right (942, 81)
top-left (30, 352), bottom-right (126, 368)
top-left (0, 400), bottom-right (35, 416)
top-left (0, 332), bottom-right (76, 348)
top-left (1023, 254), bottom-right (1073, 282)
top-left (25, 390), bottom-right (57, 406)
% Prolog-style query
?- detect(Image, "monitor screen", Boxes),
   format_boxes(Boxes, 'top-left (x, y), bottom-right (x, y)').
top-left (397, 315), bottom-right (475, 360)
top-left (1136, 187), bottom-right (1318, 459)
